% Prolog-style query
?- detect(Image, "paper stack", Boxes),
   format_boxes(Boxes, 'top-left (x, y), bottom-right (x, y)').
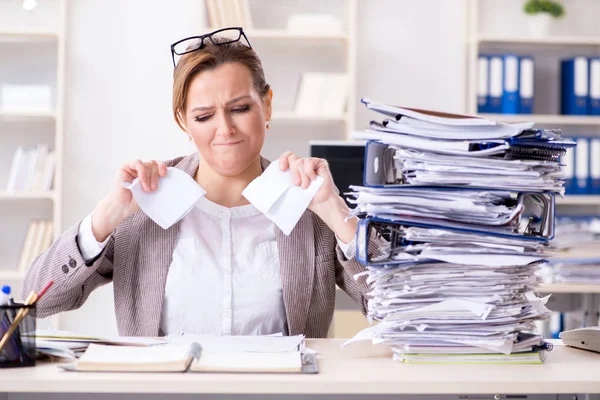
top-left (346, 99), bottom-right (575, 363)
top-left (545, 217), bottom-right (600, 284)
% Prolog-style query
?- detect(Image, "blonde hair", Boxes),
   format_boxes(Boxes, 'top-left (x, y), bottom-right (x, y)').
top-left (172, 37), bottom-right (270, 131)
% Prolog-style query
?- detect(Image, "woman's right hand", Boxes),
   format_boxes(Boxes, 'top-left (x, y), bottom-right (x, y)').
top-left (91, 160), bottom-right (168, 242)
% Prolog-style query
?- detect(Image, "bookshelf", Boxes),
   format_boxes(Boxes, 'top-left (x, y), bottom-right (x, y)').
top-left (205, 0), bottom-right (357, 159)
top-left (0, 0), bottom-right (65, 332)
top-left (465, 0), bottom-right (600, 211)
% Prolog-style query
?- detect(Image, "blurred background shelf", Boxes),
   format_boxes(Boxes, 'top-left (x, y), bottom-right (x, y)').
top-left (246, 29), bottom-right (348, 41)
top-left (0, 190), bottom-right (55, 200)
top-left (0, 29), bottom-right (58, 42)
top-left (476, 35), bottom-right (600, 46)
top-left (272, 111), bottom-right (348, 122)
top-left (0, 270), bottom-right (23, 280)
top-left (539, 283), bottom-right (600, 294)
top-left (556, 196), bottom-right (600, 206)
top-left (0, 109), bottom-right (56, 121)
top-left (478, 113), bottom-right (600, 126)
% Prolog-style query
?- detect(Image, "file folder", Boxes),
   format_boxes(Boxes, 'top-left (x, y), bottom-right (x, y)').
top-left (561, 138), bottom-right (575, 195)
top-left (502, 55), bottom-right (520, 114)
top-left (575, 137), bottom-right (589, 194)
top-left (519, 56), bottom-right (534, 114)
top-left (477, 55), bottom-right (489, 113)
top-left (362, 138), bottom-right (573, 192)
top-left (488, 56), bottom-right (503, 113)
top-left (561, 57), bottom-right (589, 115)
top-left (356, 196), bottom-right (555, 266)
top-left (590, 138), bottom-right (600, 194)
top-left (589, 57), bottom-right (600, 115)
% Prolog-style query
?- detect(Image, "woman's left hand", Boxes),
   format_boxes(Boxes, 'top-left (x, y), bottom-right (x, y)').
top-left (278, 151), bottom-right (338, 208)
top-left (278, 151), bottom-right (358, 244)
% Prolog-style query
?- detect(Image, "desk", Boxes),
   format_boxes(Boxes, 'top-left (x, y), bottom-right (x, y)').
top-left (0, 339), bottom-right (599, 397)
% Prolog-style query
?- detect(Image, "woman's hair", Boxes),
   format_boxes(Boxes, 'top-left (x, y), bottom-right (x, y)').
top-left (172, 37), bottom-right (271, 131)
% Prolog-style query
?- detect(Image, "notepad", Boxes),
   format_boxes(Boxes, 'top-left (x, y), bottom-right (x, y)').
top-left (64, 343), bottom-right (201, 372)
top-left (190, 351), bottom-right (303, 373)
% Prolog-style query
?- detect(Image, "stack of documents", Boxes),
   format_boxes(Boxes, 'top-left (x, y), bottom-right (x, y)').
top-left (346, 99), bottom-right (572, 363)
top-left (354, 99), bottom-right (573, 194)
top-left (545, 217), bottom-right (600, 284)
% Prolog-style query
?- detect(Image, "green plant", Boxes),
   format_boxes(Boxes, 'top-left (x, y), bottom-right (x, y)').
top-left (524, 0), bottom-right (565, 18)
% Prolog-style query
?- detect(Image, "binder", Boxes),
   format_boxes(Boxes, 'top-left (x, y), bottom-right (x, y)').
top-left (561, 138), bottom-right (575, 195)
top-left (575, 137), bottom-right (590, 194)
top-left (501, 54), bottom-right (520, 114)
top-left (477, 55), bottom-right (489, 113)
top-left (519, 56), bottom-right (534, 114)
top-left (590, 138), bottom-right (600, 194)
top-left (362, 138), bottom-right (573, 190)
top-left (589, 57), bottom-right (600, 115)
top-left (488, 55), bottom-right (503, 113)
top-left (561, 57), bottom-right (589, 115)
top-left (356, 197), bottom-right (555, 266)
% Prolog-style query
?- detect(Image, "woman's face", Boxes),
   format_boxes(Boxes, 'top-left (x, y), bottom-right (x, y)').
top-left (184, 62), bottom-right (271, 177)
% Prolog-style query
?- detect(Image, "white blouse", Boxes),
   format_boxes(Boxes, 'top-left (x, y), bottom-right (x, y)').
top-left (77, 198), bottom-right (355, 336)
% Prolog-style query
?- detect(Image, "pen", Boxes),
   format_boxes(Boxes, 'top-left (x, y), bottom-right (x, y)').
top-left (0, 281), bottom-right (54, 354)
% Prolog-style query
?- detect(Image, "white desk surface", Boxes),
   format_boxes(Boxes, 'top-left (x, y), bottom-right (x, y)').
top-left (1, 339), bottom-right (600, 395)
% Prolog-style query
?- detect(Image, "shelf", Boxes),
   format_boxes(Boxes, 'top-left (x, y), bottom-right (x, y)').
top-left (556, 196), bottom-right (600, 206)
top-left (245, 29), bottom-right (348, 41)
top-left (0, 109), bottom-right (56, 121)
top-left (477, 35), bottom-right (600, 46)
top-left (538, 283), bottom-right (600, 294)
top-left (0, 191), bottom-right (54, 200)
top-left (0, 270), bottom-right (23, 280)
top-left (0, 30), bottom-right (58, 43)
top-left (478, 113), bottom-right (600, 126)
top-left (272, 111), bottom-right (347, 122)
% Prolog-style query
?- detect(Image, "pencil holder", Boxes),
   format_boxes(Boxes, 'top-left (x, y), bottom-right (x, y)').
top-left (0, 304), bottom-right (36, 368)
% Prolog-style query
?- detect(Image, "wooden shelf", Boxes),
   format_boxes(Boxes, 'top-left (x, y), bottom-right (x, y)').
top-left (556, 196), bottom-right (600, 206)
top-left (0, 191), bottom-right (55, 200)
top-left (245, 29), bottom-right (348, 41)
top-left (272, 111), bottom-right (347, 122)
top-left (477, 35), bottom-right (600, 46)
top-left (538, 283), bottom-right (600, 294)
top-left (478, 113), bottom-right (600, 126)
top-left (0, 109), bottom-right (56, 121)
top-left (0, 30), bottom-right (58, 43)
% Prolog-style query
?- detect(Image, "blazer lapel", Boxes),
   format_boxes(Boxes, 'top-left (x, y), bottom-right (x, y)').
top-left (144, 152), bottom-right (201, 335)
top-left (259, 156), bottom-right (315, 335)
top-left (275, 208), bottom-right (315, 336)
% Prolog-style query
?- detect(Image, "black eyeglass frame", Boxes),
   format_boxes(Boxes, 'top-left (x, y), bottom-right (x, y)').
top-left (170, 27), bottom-right (252, 68)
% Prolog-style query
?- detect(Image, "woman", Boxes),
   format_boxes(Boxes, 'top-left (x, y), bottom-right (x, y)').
top-left (23, 28), bottom-right (382, 338)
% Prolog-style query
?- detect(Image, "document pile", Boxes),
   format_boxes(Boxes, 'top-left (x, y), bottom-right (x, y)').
top-left (545, 217), bottom-right (600, 284)
top-left (347, 99), bottom-right (575, 364)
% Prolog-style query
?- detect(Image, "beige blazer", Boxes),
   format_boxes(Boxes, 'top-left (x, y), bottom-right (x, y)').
top-left (23, 153), bottom-right (384, 338)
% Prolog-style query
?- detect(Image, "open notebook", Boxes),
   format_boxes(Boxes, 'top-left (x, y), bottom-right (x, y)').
top-left (63, 343), bottom-right (202, 372)
top-left (62, 337), bottom-right (317, 373)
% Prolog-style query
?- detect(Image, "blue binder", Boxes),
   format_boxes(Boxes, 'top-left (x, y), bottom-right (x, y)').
top-left (356, 203), bottom-right (555, 267)
top-left (477, 55), bottom-right (489, 113)
top-left (575, 137), bottom-right (590, 194)
top-left (589, 57), bottom-right (600, 115)
top-left (589, 138), bottom-right (600, 194)
top-left (488, 55), bottom-right (503, 113)
top-left (519, 56), bottom-right (534, 114)
top-left (561, 57), bottom-right (589, 115)
top-left (561, 137), bottom-right (576, 195)
top-left (501, 54), bottom-right (520, 114)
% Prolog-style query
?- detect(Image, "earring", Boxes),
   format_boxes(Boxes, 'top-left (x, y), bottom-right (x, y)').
top-left (266, 120), bottom-right (271, 130)
top-left (187, 134), bottom-right (192, 142)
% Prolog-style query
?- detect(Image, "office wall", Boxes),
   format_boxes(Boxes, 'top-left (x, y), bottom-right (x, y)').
top-left (58, 0), bottom-right (468, 335)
